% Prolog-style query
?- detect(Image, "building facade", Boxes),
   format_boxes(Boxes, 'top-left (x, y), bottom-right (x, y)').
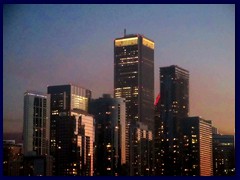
top-left (23, 91), bottom-right (50, 156)
top-left (155, 65), bottom-right (189, 175)
top-left (181, 117), bottom-right (213, 176)
top-left (131, 122), bottom-right (153, 176)
top-left (114, 33), bottom-right (154, 175)
top-left (159, 65), bottom-right (189, 145)
top-left (212, 134), bottom-right (235, 176)
top-left (89, 94), bottom-right (126, 176)
top-left (21, 155), bottom-right (53, 176)
top-left (3, 140), bottom-right (23, 176)
top-left (47, 84), bottom-right (94, 176)
top-left (53, 111), bottom-right (94, 176)
top-left (154, 94), bottom-right (167, 175)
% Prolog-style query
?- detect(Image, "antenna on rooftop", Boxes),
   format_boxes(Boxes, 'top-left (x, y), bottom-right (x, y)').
top-left (124, 29), bottom-right (126, 37)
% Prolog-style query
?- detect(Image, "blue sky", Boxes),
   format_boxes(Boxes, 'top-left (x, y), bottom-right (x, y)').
top-left (3, 4), bottom-right (235, 134)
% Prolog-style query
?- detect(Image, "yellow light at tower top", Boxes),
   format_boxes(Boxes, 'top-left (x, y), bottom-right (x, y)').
top-left (115, 37), bottom-right (138, 47)
top-left (143, 38), bottom-right (154, 49)
top-left (115, 37), bottom-right (154, 49)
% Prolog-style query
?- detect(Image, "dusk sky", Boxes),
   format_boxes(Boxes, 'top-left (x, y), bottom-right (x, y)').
top-left (3, 4), bottom-right (235, 135)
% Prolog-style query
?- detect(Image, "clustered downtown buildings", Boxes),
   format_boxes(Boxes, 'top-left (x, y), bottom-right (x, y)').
top-left (3, 32), bottom-right (235, 176)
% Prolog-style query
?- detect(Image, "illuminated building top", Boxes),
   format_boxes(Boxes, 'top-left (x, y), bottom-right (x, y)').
top-left (115, 34), bottom-right (154, 49)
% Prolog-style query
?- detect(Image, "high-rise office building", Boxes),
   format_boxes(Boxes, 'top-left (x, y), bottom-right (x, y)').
top-left (89, 94), bottom-right (126, 176)
top-left (181, 116), bottom-right (213, 176)
top-left (212, 134), bottom-right (235, 176)
top-left (159, 65), bottom-right (189, 143)
top-left (114, 33), bottom-right (154, 174)
top-left (156, 65), bottom-right (189, 175)
top-left (47, 84), bottom-right (94, 176)
top-left (23, 91), bottom-right (50, 156)
top-left (114, 33), bottom-right (154, 129)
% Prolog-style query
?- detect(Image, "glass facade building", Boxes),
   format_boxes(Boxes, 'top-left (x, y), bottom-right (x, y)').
top-left (23, 91), bottom-right (50, 156)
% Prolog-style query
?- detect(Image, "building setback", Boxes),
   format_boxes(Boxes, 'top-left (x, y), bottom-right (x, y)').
top-left (114, 33), bottom-right (154, 175)
top-left (89, 94), bottom-right (126, 176)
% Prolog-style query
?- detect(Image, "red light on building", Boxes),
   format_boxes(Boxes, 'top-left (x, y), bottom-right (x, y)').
top-left (154, 94), bottom-right (160, 106)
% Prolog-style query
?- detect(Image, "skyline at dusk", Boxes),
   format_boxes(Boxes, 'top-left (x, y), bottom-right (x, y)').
top-left (3, 4), bottom-right (235, 135)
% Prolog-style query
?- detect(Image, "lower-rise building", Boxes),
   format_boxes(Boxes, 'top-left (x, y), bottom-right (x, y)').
top-left (130, 122), bottom-right (153, 176)
top-left (3, 140), bottom-right (23, 176)
top-left (181, 116), bottom-right (213, 176)
top-left (212, 134), bottom-right (235, 176)
top-left (20, 155), bottom-right (53, 176)
top-left (54, 110), bottom-right (94, 176)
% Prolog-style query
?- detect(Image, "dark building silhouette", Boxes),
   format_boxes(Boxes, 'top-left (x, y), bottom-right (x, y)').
top-left (155, 65), bottom-right (189, 175)
top-left (3, 140), bottom-right (23, 176)
top-left (159, 65), bottom-right (189, 144)
top-left (131, 122), bottom-right (153, 176)
top-left (154, 94), bottom-right (166, 175)
top-left (47, 84), bottom-right (94, 176)
top-left (53, 112), bottom-right (94, 176)
top-left (21, 155), bottom-right (53, 176)
top-left (114, 33), bottom-right (154, 175)
top-left (212, 134), bottom-right (235, 176)
top-left (89, 94), bottom-right (126, 176)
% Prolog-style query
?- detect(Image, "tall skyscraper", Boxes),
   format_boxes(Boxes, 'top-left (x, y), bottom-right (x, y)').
top-left (89, 94), bottom-right (126, 176)
top-left (114, 33), bottom-right (154, 175)
top-left (181, 116), bottom-right (213, 176)
top-left (159, 65), bottom-right (189, 143)
top-left (47, 84), bottom-right (94, 176)
top-left (23, 91), bottom-right (50, 156)
top-left (114, 33), bottom-right (154, 129)
top-left (156, 65), bottom-right (189, 175)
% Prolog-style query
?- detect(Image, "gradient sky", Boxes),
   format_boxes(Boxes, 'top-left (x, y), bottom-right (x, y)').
top-left (3, 4), bottom-right (235, 135)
